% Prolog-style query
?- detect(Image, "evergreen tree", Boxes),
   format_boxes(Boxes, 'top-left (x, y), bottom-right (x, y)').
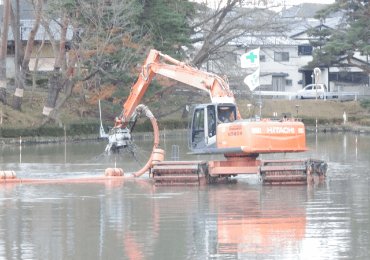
top-left (138, 0), bottom-right (193, 60)
top-left (306, 0), bottom-right (370, 74)
top-left (103, 0), bottom-right (194, 110)
top-left (305, 25), bottom-right (333, 68)
top-left (39, 0), bottom-right (146, 125)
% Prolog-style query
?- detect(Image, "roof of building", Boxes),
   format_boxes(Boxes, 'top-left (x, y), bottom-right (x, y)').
top-left (231, 34), bottom-right (309, 47)
top-left (282, 3), bottom-right (330, 18)
top-left (231, 14), bottom-right (343, 47)
top-left (0, 0), bottom-right (73, 41)
top-left (2, 19), bottom-right (73, 41)
top-left (260, 72), bottom-right (289, 77)
top-left (288, 16), bottom-right (343, 38)
top-left (18, 19), bottom-right (73, 41)
top-left (0, 0), bottom-right (35, 20)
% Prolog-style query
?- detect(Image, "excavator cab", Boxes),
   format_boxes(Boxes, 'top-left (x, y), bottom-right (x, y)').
top-left (191, 103), bottom-right (237, 151)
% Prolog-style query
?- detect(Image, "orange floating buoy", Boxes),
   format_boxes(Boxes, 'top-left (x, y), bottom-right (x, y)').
top-left (0, 171), bottom-right (17, 179)
top-left (104, 168), bottom-right (124, 177)
top-left (151, 149), bottom-right (165, 166)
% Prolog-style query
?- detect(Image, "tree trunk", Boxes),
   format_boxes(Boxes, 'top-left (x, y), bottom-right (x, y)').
top-left (30, 33), bottom-right (46, 104)
top-left (39, 79), bottom-right (75, 127)
top-left (181, 95), bottom-right (192, 119)
top-left (42, 21), bottom-right (93, 119)
top-left (15, 0), bottom-right (21, 95)
top-left (0, 0), bottom-right (10, 104)
top-left (9, 0), bottom-right (21, 92)
top-left (0, 58), bottom-right (7, 105)
top-left (12, 0), bottom-right (42, 110)
top-left (42, 15), bottom-right (68, 117)
top-left (43, 69), bottom-right (65, 113)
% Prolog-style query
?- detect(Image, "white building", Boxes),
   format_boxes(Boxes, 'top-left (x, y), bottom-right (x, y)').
top-left (235, 34), bottom-right (314, 93)
top-left (232, 12), bottom-right (369, 96)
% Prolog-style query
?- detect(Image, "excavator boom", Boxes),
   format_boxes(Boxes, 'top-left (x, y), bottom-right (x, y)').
top-left (116, 49), bottom-right (239, 128)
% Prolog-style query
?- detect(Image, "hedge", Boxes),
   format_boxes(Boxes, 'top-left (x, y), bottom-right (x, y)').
top-left (0, 119), bottom-right (189, 138)
top-left (67, 122), bottom-right (103, 137)
top-left (133, 119), bottom-right (189, 132)
top-left (0, 126), bottom-right (64, 138)
top-left (5, 115), bottom-right (368, 138)
top-left (300, 116), bottom-right (361, 126)
top-left (360, 118), bottom-right (370, 126)
top-left (0, 123), bottom-right (109, 138)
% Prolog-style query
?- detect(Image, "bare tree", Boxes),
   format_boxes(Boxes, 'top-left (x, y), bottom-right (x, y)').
top-left (9, 0), bottom-right (23, 99)
top-left (29, 32), bottom-right (46, 104)
top-left (189, 0), bottom-right (289, 70)
top-left (41, 15), bottom-right (75, 123)
top-left (0, 0), bottom-right (10, 104)
top-left (12, 0), bottom-right (43, 109)
top-left (159, 0), bottom-right (291, 118)
top-left (39, 0), bottom-right (143, 125)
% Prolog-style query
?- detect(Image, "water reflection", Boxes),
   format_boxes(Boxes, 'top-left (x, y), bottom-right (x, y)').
top-left (210, 186), bottom-right (307, 257)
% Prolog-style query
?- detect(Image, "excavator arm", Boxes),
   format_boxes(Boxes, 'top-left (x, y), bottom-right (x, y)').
top-left (115, 49), bottom-right (241, 128)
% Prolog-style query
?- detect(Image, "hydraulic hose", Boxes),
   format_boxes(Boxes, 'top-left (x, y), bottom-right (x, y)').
top-left (124, 104), bottom-right (160, 178)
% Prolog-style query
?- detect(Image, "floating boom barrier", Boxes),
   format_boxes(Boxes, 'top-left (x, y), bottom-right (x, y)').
top-left (0, 157), bottom-right (327, 186)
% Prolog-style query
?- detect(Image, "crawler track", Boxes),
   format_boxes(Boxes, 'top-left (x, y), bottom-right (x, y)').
top-left (259, 159), bottom-right (327, 185)
top-left (151, 161), bottom-right (208, 186)
top-left (150, 158), bottom-right (327, 186)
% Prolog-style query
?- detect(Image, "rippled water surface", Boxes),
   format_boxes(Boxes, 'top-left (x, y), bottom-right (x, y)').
top-left (0, 133), bottom-right (369, 259)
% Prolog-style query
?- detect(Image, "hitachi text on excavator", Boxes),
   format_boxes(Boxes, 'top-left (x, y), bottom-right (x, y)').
top-left (102, 49), bottom-right (327, 185)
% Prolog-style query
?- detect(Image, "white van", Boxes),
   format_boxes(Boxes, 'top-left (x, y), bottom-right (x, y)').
top-left (296, 84), bottom-right (327, 99)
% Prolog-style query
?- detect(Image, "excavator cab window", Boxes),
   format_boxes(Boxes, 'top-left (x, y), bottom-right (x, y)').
top-left (207, 105), bottom-right (216, 138)
top-left (192, 108), bottom-right (205, 147)
top-left (217, 105), bottom-right (236, 123)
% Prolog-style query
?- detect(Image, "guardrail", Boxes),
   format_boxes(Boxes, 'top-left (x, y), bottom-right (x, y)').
top-left (252, 91), bottom-right (360, 101)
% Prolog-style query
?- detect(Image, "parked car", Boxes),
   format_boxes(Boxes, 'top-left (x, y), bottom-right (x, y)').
top-left (296, 84), bottom-right (327, 99)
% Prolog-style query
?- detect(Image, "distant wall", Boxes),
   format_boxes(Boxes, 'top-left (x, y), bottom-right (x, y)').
top-left (5, 57), bottom-right (16, 78)
top-left (6, 42), bottom-right (56, 78)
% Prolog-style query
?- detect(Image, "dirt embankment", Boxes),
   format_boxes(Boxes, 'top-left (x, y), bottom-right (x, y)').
top-left (0, 91), bottom-right (110, 127)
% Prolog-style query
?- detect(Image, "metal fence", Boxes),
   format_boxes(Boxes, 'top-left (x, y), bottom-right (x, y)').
top-left (253, 91), bottom-right (360, 101)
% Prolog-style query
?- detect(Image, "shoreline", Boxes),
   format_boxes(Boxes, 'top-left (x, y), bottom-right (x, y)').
top-left (1, 125), bottom-right (369, 146)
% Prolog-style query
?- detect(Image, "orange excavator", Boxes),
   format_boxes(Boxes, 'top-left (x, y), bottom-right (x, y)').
top-left (108, 49), bottom-right (327, 185)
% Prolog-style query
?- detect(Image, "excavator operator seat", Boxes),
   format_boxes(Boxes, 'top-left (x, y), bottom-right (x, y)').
top-left (217, 104), bottom-right (237, 123)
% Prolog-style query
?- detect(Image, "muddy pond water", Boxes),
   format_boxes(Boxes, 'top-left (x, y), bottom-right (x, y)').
top-left (0, 133), bottom-right (369, 259)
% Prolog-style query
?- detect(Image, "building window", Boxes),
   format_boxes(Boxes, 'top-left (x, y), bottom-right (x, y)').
top-left (329, 72), bottom-right (369, 84)
top-left (227, 53), bottom-right (237, 62)
top-left (260, 55), bottom-right (266, 62)
top-left (298, 45), bottom-right (312, 55)
top-left (286, 79), bottom-right (292, 86)
top-left (7, 42), bottom-right (15, 55)
top-left (274, 52), bottom-right (289, 62)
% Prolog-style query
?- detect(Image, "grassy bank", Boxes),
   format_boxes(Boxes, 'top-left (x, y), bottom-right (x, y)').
top-left (0, 89), bottom-right (369, 138)
top-left (237, 99), bottom-right (367, 125)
